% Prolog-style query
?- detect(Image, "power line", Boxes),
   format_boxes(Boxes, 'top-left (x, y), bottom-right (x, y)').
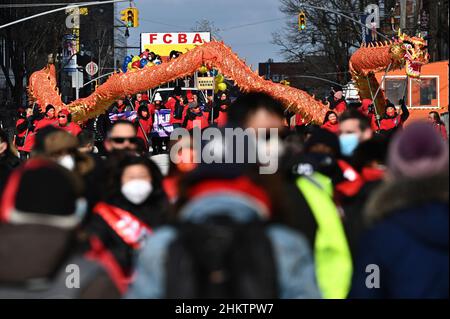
top-left (0, 2), bottom-right (118, 8)
top-left (221, 18), bottom-right (285, 31)
top-left (139, 18), bottom-right (189, 29)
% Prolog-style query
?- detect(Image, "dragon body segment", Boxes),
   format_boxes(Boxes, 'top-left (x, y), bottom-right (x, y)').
top-left (349, 31), bottom-right (429, 113)
top-left (28, 41), bottom-right (328, 123)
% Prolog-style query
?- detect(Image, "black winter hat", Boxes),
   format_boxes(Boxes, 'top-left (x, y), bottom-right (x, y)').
top-left (0, 159), bottom-right (83, 223)
top-left (304, 127), bottom-right (341, 157)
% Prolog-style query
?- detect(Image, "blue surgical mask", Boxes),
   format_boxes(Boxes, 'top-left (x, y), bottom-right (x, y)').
top-left (339, 133), bottom-right (359, 156)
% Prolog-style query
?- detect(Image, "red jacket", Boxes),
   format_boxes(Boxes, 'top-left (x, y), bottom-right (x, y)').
top-left (166, 96), bottom-right (186, 125)
top-left (432, 122), bottom-right (448, 140)
top-left (15, 118), bottom-right (37, 153)
top-left (295, 113), bottom-right (307, 126)
top-left (378, 115), bottom-right (404, 131)
top-left (321, 121), bottom-right (339, 134)
top-left (335, 160), bottom-right (364, 200)
top-left (58, 122), bottom-right (82, 136)
top-left (215, 111), bottom-right (228, 127)
top-left (184, 111), bottom-right (210, 131)
top-left (333, 100), bottom-right (347, 114)
top-left (137, 117), bottom-right (153, 148)
top-left (35, 117), bottom-right (58, 131)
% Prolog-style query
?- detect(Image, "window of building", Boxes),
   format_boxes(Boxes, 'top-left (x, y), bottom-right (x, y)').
top-left (411, 77), bottom-right (438, 107)
top-left (272, 74), bottom-right (280, 82)
top-left (384, 77), bottom-right (408, 106)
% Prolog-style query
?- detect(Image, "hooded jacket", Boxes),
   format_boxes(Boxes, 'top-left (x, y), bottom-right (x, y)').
top-left (350, 174), bottom-right (448, 298)
top-left (126, 184), bottom-right (321, 299)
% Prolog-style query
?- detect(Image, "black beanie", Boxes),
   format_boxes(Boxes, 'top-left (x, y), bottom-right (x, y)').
top-left (304, 128), bottom-right (341, 157)
top-left (12, 161), bottom-right (82, 216)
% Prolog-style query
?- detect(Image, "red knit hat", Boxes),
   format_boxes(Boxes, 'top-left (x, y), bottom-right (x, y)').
top-left (58, 109), bottom-right (70, 116)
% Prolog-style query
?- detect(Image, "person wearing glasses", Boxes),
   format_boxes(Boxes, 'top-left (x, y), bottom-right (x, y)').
top-left (56, 109), bottom-right (82, 136)
top-left (104, 120), bottom-right (140, 155)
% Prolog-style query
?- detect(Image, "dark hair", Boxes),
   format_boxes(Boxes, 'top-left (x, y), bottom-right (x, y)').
top-left (77, 129), bottom-right (95, 147)
top-left (33, 125), bottom-right (61, 154)
top-left (106, 155), bottom-right (165, 201)
top-left (107, 120), bottom-right (137, 137)
top-left (173, 85), bottom-right (183, 96)
top-left (429, 111), bottom-right (444, 125)
top-left (351, 136), bottom-right (388, 172)
top-left (227, 92), bottom-right (285, 127)
top-left (137, 104), bottom-right (150, 121)
top-left (323, 110), bottom-right (338, 125)
top-left (45, 104), bottom-right (55, 113)
top-left (339, 109), bottom-right (371, 131)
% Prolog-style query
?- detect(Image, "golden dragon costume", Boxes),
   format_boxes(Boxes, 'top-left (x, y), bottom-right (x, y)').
top-left (349, 30), bottom-right (429, 113)
top-left (27, 41), bottom-right (328, 123)
top-left (27, 32), bottom-right (428, 123)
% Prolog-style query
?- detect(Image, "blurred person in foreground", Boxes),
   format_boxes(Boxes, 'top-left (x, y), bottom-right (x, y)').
top-left (87, 155), bottom-right (169, 290)
top-left (350, 121), bottom-right (448, 298)
top-left (341, 136), bottom-right (389, 256)
top-left (227, 92), bottom-right (352, 298)
top-left (0, 159), bottom-right (121, 298)
top-left (126, 148), bottom-right (321, 298)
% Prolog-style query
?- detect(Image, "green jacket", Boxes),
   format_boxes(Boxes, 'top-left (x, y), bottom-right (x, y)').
top-left (297, 172), bottom-right (352, 299)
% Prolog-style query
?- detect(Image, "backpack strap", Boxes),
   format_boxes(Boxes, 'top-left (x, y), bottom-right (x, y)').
top-left (93, 202), bottom-right (152, 249)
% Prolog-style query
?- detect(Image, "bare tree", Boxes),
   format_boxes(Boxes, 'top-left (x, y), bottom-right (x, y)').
top-left (0, 4), bottom-right (66, 108)
top-left (191, 19), bottom-right (222, 40)
top-left (272, 0), bottom-right (372, 83)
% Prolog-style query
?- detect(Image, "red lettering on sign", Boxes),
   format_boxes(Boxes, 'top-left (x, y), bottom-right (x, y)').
top-left (163, 34), bottom-right (172, 44)
top-left (149, 34), bottom-right (157, 44)
top-left (192, 33), bottom-right (203, 44)
top-left (178, 33), bottom-right (187, 44)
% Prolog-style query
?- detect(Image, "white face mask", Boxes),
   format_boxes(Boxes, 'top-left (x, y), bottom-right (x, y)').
top-left (121, 179), bottom-right (153, 205)
top-left (58, 155), bottom-right (76, 171)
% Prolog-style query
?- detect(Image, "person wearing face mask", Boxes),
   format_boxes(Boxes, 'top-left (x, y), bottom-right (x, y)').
top-left (304, 127), bottom-right (364, 203)
top-left (87, 155), bottom-right (169, 283)
top-left (338, 110), bottom-right (373, 159)
top-left (377, 98), bottom-right (409, 133)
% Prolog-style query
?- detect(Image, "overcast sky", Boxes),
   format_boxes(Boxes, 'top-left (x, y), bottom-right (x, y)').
top-left (117, 0), bottom-right (289, 71)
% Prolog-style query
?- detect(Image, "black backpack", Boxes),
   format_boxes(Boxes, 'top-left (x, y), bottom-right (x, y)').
top-left (165, 215), bottom-right (278, 298)
top-left (172, 97), bottom-right (184, 120)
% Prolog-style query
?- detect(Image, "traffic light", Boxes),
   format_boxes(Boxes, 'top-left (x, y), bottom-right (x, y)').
top-left (120, 7), bottom-right (139, 28)
top-left (298, 11), bottom-right (306, 30)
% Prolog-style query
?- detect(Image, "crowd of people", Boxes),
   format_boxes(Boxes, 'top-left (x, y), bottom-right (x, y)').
top-left (0, 86), bottom-right (448, 299)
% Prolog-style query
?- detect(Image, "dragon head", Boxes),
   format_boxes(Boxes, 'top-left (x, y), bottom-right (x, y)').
top-left (390, 30), bottom-right (429, 78)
